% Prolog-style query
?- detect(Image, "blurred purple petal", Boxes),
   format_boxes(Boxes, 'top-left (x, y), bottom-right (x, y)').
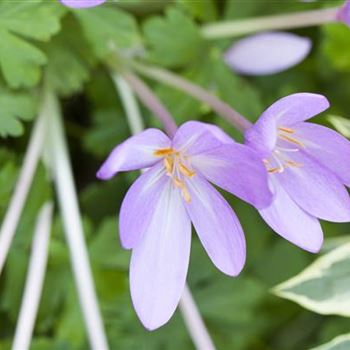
top-left (186, 175), bottom-right (246, 276)
top-left (260, 179), bottom-right (323, 253)
top-left (130, 182), bottom-right (191, 330)
top-left (60, 0), bottom-right (106, 8)
top-left (96, 129), bottom-right (170, 180)
top-left (337, 0), bottom-right (350, 27)
top-left (224, 32), bottom-right (312, 76)
top-left (191, 143), bottom-right (272, 208)
top-left (295, 122), bottom-right (350, 187)
top-left (173, 121), bottom-right (234, 156)
top-left (119, 163), bottom-right (167, 249)
top-left (277, 151), bottom-right (350, 222)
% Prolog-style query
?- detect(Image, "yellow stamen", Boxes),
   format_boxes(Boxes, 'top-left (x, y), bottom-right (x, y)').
top-left (278, 126), bottom-right (295, 134)
top-left (179, 163), bottom-right (196, 178)
top-left (285, 160), bottom-right (303, 168)
top-left (173, 177), bottom-right (184, 188)
top-left (163, 157), bottom-right (173, 174)
top-left (279, 134), bottom-right (305, 147)
top-left (154, 148), bottom-right (174, 157)
top-left (267, 167), bottom-right (281, 173)
top-left (181, 187), bottom-right (191, 203)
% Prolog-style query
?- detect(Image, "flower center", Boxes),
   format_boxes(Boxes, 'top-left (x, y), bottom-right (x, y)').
top-left (154, 148), bottom-right (196, 203)
top-left (264, 126), bottom-right (304, 174)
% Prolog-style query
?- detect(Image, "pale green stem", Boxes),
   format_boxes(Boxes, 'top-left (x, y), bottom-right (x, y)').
top-left (45, 90), bottom-right (109, 350)
top-left (131, 61), bottom-right (252, 133)
top-left (112, 75), bottom-right (144, 134)
top-left (180, 285), bottom-right (216, 350)
top-left (0, 104), bottom-right (47, 276)
top-left (113, 74), bottom-right (217, 350)
top-left (12, 202), bottom-right (53, 350)
top-left (202, 7), bottom-right (339, 39)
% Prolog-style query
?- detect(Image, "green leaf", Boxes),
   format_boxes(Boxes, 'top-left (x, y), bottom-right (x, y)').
top-left (73, 7), bottom-right (140, 58)
top-left (0, 1), bottom-right (64, 88)
top-left (0, 85), bottom-right (37, 138)
top-left (143, 8), bottom-right (205, 68)
top-left (1, 165), bottom-right (51, 321)
top-left (322, 24), bottom-right (350, 72)
top-left (274, 242), bottom-right (350, 316)
top-left (328, 115), bottom-right (350, 138)
top-left (154, 62), bottom-right (211, 125)
top-left (83, 109), bottom-right (129, 158)
top-left (90, 217), bottom-right (130, 270)
top-left (312, 333), bottom-right (350, 350)
top-left (177, 0), bottom-right (217, 21)
top-left (0, 160), bottom-right (17, 213)
top-left (43, 16), bottom-right (96, 96)
top-left (212, 59), bottom-right (263, 121)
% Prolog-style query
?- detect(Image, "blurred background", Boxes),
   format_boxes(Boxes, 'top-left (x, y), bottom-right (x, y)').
top-left (0, 0), bottom-right (349, 349)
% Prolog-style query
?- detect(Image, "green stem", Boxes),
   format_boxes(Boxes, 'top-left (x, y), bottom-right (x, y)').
top-left (201, 7), bottom-right (339, 39)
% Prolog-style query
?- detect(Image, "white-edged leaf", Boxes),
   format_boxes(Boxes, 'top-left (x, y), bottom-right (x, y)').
top-left (273, 242), bottom-right (350, 316)
top-left (328, 115), bottom-right (350, 138)
top-left (311, 333), bottom-right (350, 350)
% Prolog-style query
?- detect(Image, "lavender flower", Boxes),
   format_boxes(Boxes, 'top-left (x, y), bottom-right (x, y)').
top-left (245, 93), bottom-right (350, 252)
top-left (59, 0), bottom-right (105, 8)
top-left (337, 0), bottom-right (350, 27)
top-left (224, 32), bottom-right (312, 76)
top-left (98, 121), bottom-right (272, 329)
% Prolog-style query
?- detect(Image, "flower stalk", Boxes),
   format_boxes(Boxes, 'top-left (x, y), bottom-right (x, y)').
top-left (12, 202), bottom-right (53, 350)
top-left (0, 103), bottom-right (48, 276)
top-left (201, 7), bottom-right (339, 39)
top-left (117, 69), bottom-right (177, 137)
top-left (45, 89), bottom-right (109, 350)
top-left (130, 61), bottom-right (252, 133)
top-left (112, 75), bottom-right (144, 134)
top-left (180, 285), bottom-right (216, 350)
top-left (112, 73), bottom-right (217, 349)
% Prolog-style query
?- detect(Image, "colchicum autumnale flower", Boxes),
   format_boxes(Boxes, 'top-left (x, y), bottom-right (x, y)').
top-left (245, 93), bottom-right (350, 252)
top-left (97, 121), bottom-right (272, 330)
top-left (59, 0), bottom-right (105, 8)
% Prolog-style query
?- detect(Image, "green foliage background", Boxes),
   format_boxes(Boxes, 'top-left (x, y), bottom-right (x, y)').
top-left (1, 0), bottom-right (350, 349)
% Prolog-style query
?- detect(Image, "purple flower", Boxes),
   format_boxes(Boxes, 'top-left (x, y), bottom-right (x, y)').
top-left (98, 121), bottom-right (272, 329)
top-left (337, 0), bottom-right (350, 27)
top-left (59, 0), bottom-right (105, 8)
top-left (224, 32), bottom-right (312, 76)
top-left (245, 93), bottom-right (350, 252)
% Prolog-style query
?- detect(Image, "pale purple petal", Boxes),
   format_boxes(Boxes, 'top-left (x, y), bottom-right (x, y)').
top-left (337, 0), bottom-right (350, 27)
top-left (185, 175), bottom-right (246, 276)
top-left (119, 163), bottom-right (167, 249)
top-left (60, 0), bottom-right (105, 8)
top-left (245, 93), bottom-right (330, 155)
top-left (260, 179), bottom-right (323, 253)
top-left (295, 122), bottom-right (350, 187)
top-left (277, 151), bottom-right (350, 222)
top-left (224, 32), bottom-right (312, 76)
top-left (130, 181), bottom-right (191, 330)
top-left (264, 93), bottom-right (330, 126)
top-left (97, 129), bottom-right (170, 180)
top-left (173, 121), bottom-right (234, 156)
top-left (191, 143), bottom-right (273, 208)
top-left (244, 117), bottom-right (278, 157)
